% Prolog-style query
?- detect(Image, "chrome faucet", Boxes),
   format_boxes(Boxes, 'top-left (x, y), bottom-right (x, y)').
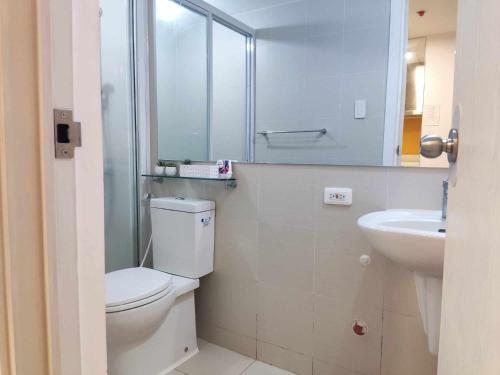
top-left (442, 180), bottom-right (448, 219)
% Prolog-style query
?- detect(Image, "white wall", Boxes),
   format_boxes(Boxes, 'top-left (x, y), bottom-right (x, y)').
top-left (208, 0), bottom-right (391, 165)
top-left (420, 32), bottom-right (456, 168)
top-left (152, 163), bottom-right (446, 375)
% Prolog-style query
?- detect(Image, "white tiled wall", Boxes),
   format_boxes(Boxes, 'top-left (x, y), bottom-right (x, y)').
top-left (206, 0), bottom-right (391, 165)
top-left (151, 163), bottom-right (444, 375)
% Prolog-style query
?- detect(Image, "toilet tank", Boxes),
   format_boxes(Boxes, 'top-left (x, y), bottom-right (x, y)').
top-left (150, 197), bottom-right (215, 278)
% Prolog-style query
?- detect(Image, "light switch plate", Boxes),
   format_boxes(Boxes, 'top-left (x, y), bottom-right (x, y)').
top-left (324, 187), bottom-right (353, 205)
top-left (354, 99), bottom-right (367, 119)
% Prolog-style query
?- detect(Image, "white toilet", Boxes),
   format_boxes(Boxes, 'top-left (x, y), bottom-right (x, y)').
top-left (105, 197), bottom-right (215, 375)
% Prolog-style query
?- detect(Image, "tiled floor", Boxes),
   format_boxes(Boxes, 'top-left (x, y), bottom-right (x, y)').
top-left (171, 339), bottom-right (296, 375)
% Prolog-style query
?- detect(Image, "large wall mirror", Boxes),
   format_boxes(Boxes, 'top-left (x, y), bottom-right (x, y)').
top-left (149, 0), bottom-right (457, 168)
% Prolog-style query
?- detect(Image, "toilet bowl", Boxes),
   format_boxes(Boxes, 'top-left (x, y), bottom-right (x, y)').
top-left (106, 197), bottom-right (214, 375)
top-left (106, 267), bottom-right (200, 375)
top-left (106, 268), bottom-right (176, 344)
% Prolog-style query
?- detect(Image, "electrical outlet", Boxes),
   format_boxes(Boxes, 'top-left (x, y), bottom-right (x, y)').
top-left (324, 187), bottom-right (352, 205)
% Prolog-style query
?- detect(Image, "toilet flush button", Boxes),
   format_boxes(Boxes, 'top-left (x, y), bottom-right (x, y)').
top-left (324, 187), bottom-right (353, 206)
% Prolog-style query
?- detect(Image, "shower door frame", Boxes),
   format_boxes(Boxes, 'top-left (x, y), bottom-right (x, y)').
top-left (128, 0), bottom-right (142, 269)
top-left (145, 0), bottom-right (256, 164)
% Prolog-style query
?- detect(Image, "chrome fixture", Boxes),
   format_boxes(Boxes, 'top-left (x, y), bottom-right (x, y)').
top-left (257, 128), bottom-right (327, 136)
top-left (420, 128), bottom-right (459, 163)
top-left (442, 180), bottom-right (448, 219)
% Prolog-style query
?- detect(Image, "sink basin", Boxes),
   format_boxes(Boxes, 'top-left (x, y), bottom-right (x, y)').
top-left (357, 209), bottom-right (446, 355)
top-left (357, 209), bottom-right (445, 277)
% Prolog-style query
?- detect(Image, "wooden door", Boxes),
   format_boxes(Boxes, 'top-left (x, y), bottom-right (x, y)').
top-left (438, 0), bottom-right (500, 373)
top-left (0, 0), bottom-right (107, 373)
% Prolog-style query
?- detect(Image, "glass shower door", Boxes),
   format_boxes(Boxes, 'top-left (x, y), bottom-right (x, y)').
top-left (100, 0), bottom-right (138, 272)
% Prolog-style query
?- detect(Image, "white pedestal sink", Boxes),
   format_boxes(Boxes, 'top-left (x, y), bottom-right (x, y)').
top-left (357, 209), bottom-right (445, 355)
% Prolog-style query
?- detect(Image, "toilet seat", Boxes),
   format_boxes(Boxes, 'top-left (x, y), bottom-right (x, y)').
top-left (106, 267), bottom-right (174, 313)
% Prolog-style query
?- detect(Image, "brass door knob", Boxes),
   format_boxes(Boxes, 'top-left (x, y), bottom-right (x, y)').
top-left (420, 128), bottom-right (459, 163)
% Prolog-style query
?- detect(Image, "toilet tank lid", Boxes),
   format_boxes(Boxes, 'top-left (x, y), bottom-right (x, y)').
top-left (150, 197), bottom-right (215, 213)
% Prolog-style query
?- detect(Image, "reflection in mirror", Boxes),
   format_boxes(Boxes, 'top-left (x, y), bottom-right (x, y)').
top-left (150, 0), bottom-right (457, 168)
top-left (154, 1), bottom-right (209, 161)
top-left (401, 0), bottom-right (457, 168)
top-left (405, 38), bottom-right (426, 117)
top-left (401, 37), bottom-right (426, 166)
top-left (212, 21), bottom-right (249, 161)
top-left (207, 0), bottom-right (391, 166)
top-left (152, 0), bottom-right (253, 162)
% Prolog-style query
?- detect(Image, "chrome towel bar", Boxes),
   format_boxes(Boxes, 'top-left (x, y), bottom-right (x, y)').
top-left (257, 128), bottom-right (327, 135)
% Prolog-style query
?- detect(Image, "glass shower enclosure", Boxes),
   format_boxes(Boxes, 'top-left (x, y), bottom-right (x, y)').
top-left (100, 0), bottom-right (138, 272)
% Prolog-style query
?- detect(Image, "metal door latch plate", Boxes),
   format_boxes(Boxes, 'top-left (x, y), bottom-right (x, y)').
top-left (54, 109), bottom-right (81, 159)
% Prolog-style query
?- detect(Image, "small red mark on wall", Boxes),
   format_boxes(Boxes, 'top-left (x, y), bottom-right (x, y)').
top-left (352, 320), bottom-right (368, 336)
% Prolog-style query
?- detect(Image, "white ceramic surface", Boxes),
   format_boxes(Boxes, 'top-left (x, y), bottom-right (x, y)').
top-left (357, 209), bottom-right (445, 277)
top-left (357, 209), bottom-right (446, 355)
top-left (165, 166), bottom-right (178, 176)
top-left (106, 197), bottom-right (215, 374)
top-left (151, 198), bottom-right (215, 278)
top-left (106, 275), bottom-right (199, 375)
top-left (154, 165), bottom-right (165, 175)
top-left (176, 339), bottom-right (296, 375)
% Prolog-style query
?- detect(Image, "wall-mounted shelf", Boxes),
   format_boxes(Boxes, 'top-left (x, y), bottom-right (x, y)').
top-left (142, 174), bottom-right (237, 189)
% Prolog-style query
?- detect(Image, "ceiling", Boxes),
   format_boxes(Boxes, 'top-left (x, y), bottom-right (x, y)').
top-left (408, 0), bottom-right (458, 38)
top-left (204, 0), bottom-right (458, 39)
top-left (204, 0), bottom-right (293, 16)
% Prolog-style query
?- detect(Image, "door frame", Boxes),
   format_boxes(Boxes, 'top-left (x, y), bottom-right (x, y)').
top-left (0, 0), bottom-right (107, 373)
top-left (383, 0), bottom-right (408, 166)
top-left (0, 0), bottom-right (55, 372)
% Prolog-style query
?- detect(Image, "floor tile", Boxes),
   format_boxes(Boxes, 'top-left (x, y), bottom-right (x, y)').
top-left (177, 339), bottom-right (255, 375)
top-left (168, 371), bottom-right (186, 375)
top-left (242, 361), bottom-right (296, 375)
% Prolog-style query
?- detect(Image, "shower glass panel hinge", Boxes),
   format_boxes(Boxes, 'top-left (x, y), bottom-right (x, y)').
top-left (54, 109), bottom-right (82, 159)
